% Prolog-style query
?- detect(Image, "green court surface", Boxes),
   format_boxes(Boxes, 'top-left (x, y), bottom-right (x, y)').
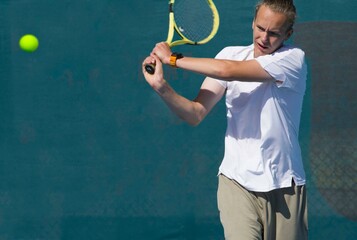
top-left (0, 0), bottom-right (356, 239)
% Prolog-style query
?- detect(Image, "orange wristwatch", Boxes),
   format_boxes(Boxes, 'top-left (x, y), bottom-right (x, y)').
top-left (169, 52), bottom-right (183, 68)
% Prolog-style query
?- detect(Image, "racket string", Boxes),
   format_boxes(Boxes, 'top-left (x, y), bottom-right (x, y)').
top-left (174, 0), bottom-right (216, 42)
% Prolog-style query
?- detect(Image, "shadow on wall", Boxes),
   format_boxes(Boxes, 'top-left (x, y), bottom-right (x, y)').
top-left (294, 21), bottom-right (357, 222)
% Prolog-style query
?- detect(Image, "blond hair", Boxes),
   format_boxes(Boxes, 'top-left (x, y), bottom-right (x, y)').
top-left (255, 0), bottom-right (297, 31)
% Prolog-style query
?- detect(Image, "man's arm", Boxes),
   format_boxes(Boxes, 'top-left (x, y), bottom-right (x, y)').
top-left (176, 57), bottom-right (273, 82)
top-left (151, 42), bottom-right (274, 82)
top-left (142, 55), bottom-right (225, 126)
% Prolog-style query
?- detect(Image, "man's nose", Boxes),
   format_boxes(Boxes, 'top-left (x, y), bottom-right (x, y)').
top-left (261, 32), bottom-right (269, 42)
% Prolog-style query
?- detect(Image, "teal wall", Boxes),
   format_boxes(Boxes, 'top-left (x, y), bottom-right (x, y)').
top-left (0, 0), bottom-right (356, 239)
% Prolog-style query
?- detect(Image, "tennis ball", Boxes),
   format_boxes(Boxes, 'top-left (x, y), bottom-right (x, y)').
top-left (19, 34), bottom-right (39, 52)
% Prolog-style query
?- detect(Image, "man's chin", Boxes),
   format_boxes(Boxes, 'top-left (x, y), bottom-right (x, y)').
top-left (254, 43), bottom-right (275, 57)
top-left (254, 48), bottom-right (268, 58)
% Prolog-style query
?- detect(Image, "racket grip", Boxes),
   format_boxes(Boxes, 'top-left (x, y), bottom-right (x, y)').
top-left (144, 63), bottom-right (156, 75)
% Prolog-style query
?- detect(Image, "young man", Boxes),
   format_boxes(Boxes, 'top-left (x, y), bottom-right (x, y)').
top-left (142, 0), bottom-right (308, 239)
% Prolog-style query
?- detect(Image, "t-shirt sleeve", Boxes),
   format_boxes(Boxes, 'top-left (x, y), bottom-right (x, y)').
top-left (255, 47), bottom-right (307, 93)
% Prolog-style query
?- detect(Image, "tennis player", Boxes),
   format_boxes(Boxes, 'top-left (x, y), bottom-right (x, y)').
top-left (143, 0), bottom-right (308, 239)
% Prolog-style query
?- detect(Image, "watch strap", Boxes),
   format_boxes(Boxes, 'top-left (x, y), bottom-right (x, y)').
top-left (169, 52), bottom-right (183, 68)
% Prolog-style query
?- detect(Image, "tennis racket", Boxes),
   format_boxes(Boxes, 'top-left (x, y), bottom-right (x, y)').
top-left (145, 0), bottom-right (220, 74)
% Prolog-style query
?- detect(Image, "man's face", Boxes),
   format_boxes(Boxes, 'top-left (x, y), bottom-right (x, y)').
top-left (252, 5), bottom-right (293, 58)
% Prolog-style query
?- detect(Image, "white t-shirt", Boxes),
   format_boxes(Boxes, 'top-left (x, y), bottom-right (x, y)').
top-left (215, 44), bottom-right (307, 192)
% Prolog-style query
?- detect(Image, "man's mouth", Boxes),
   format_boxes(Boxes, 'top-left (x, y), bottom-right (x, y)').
top-left (257, 42), bottom-right (268, 50)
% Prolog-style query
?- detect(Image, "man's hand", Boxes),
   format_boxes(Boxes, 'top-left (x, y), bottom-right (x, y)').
top-left (151, 42), bottom-right (172, 65)
top-left (142, 54), bottom-right (167, 94)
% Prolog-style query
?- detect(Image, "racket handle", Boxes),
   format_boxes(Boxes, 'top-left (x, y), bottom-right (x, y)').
top-left (144, 63), bottom-right (156, 75)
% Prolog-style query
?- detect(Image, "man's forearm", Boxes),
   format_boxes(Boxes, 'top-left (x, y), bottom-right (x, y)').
top-left (157, 81), bottom-right (204, 126)
top-left (175, 57), bottom-right (272, 82)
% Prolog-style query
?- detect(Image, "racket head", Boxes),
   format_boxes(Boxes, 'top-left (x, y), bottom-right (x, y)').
top-left (145, 0), bottom-right (220, 74)
top-left (169, 0), bottom-right (220, 47)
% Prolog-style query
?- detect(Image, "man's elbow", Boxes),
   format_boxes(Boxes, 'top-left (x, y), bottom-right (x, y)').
top-left (186, 117), bottom-right (203, 127)
top-left (183, 113), bottom-right (205, 126)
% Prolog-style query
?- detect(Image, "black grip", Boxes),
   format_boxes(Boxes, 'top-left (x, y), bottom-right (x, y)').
top-left (144, 63), bottom-right (155, 75)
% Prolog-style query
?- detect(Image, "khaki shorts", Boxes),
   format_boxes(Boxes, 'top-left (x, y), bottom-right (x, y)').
top-left (217, 174), bottom-right (308, 240)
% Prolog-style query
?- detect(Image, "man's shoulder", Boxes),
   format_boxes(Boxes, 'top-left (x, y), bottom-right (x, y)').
top-left (259, 44), bottom-right (306, 65)
top-left (216, 45), bottom-right (254, 60)
top-left (274, 44), bottom-right (305, 57)
top-left (221, 44), bottom-right (253, 53)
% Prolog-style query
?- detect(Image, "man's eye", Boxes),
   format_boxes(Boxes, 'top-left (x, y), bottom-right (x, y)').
top-left (270, 32), bottom-right (280, 37)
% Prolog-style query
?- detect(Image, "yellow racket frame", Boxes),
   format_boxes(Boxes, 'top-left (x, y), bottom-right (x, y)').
top-left (144, 0), bottom-right (220, 74)
top-left (167, 0), bottom-right (220, 47)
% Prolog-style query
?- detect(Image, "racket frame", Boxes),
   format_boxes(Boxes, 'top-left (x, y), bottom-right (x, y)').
top-left (144, 0), bottom-right (220, 74)
top-left (167, 0), bottom-right (220, 47)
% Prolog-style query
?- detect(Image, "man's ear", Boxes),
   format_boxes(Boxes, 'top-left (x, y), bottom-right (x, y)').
top-left (252, 20), bottom-right (255, 30)
top-left (285, 28), bottom-right (293, 40)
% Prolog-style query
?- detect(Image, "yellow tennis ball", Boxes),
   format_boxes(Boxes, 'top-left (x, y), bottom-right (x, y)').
top-left (19, 34), bottom-right (39, 52)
